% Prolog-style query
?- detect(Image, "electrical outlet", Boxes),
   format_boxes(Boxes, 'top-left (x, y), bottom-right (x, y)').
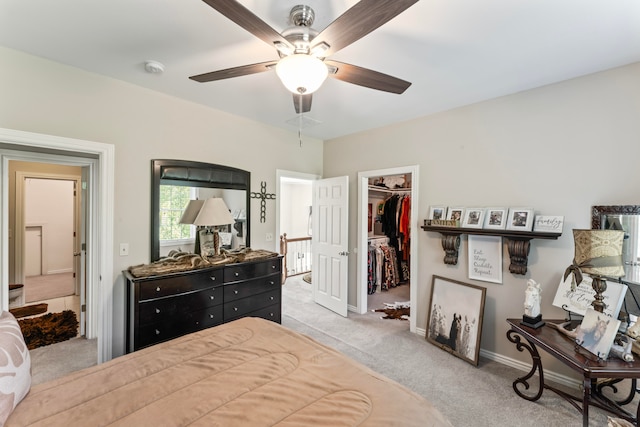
top-left (265, 233), bottom-right (273, 242)
top-left (119, 243), bottom-right (129, 256)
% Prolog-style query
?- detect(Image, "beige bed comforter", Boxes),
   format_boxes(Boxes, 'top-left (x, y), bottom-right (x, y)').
top-left (8, 317), bottom-right (451, 426)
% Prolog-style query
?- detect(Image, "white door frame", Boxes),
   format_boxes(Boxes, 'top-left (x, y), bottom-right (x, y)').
top-left (357, 165), bottom-right (419, 333)
top-left (0, 127), bottom-right (114, 363)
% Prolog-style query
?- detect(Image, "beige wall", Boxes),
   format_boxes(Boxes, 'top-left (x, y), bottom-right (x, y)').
top-left (0, 46), bottom-right (323, 356)
top-left (324, 62), bottom-right (640, 377)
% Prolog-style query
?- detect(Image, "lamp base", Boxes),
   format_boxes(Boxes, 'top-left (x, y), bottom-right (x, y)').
top-left (521, 314), bottom-right (545, 329)
top-left (591, 276), bottom-right (608, 313)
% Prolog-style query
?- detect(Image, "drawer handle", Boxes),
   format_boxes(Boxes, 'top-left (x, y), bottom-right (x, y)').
top-left (272, 265), bottom-right (276, 269)
top-left (234, 307), bottom-right (238, 311)
top-left (209, 295), bottom-right (215, 300)
top-left (269, 313), bottom-right (274, 317)
top-left (234, 272), bottom-right (239, 277)
top-left (269, 296), bottom-right (274, 301)
top-left (210, 276), bottom-right (216, 281)
top-left (209, 314), bottom-right (214, 319)
top-left (268, 281), bottom-right (274, 286)
top-left (156, 286), bottom-right (161, 292)
top-left (234, 290), bottom-right (239, 295)
top-left (155, 329), bottom-right (160, 335)
top-left (155, 308), bottom-right (160, 314)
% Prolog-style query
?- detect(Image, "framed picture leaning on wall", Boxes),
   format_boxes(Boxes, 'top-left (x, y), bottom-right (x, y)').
top-left (426, 275), bottom-right (487, 366)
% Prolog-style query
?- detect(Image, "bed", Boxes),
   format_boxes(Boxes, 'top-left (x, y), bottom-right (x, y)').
top-left (4, 315), bottom-right (452, 426)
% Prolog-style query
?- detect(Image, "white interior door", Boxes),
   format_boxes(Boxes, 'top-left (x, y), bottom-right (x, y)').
top-left (25, 226), bottom-right (42, 276)
top-left (312, 176), bottom-right (349, 317)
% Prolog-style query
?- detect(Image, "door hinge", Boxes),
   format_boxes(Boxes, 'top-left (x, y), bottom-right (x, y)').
top-left (82, 243), bottom-right (86, 251)
top-left (81, 304), bottom-right (86, 312)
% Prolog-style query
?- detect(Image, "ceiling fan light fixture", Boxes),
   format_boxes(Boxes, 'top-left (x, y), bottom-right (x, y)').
top-left (275, 54), bottom-right (328, 95)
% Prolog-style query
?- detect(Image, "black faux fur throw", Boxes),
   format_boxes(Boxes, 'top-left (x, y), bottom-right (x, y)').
top-left (18, 310), bottom-right (79, 350)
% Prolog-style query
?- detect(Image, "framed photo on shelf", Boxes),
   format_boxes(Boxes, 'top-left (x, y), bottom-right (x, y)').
top-left (506, 207), bottom-right (534, 231)
top-left (462, 208), bottom-right (484, 229)
top-left (447, 207), bottom-right (465, 223)
top-left (468, 235), bottom-right (503, 284)
top-left (426, 275), bottom-right (486, 366)
top-left (428, 206), bottom-right (448, 221)
top-left (483, 207), bottom-right (508, 230)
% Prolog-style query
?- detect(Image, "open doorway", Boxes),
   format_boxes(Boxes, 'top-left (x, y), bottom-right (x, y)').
top-left (276, 170), bottom-right (320, 281)
top-left (13, 169), bottom-right (84, 336)
top-left (357, 166), bottom-right (419, 333)
top-left (0, 127), bottom-right (114, 363)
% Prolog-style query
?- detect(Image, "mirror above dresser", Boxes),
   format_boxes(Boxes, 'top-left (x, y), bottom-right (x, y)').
top-left (151, 159), bottom-right (251, 262)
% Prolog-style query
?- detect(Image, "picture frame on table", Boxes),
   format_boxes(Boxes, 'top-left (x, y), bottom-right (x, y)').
top-left (462, 208), bottom-right (485, 229)
top-left (506, 207), bottom-right (534, 231)
top-left (483, 207), bottom-right (508, 230)
top-left (426, 275), bottom-right (486, 366)
top-left (428, 206), bottom-right (448, 221)
top-left (552, 274), bottom-right (627, 319)
top-left (575, 308), bottom-right (620, 359)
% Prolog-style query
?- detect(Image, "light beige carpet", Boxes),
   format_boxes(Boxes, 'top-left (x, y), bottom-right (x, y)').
top-left (24, 272), bottom-right (75, 303)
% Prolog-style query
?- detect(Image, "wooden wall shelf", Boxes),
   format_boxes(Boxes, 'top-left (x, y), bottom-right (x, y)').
top-left (421, 225), bottom-right (561, 275)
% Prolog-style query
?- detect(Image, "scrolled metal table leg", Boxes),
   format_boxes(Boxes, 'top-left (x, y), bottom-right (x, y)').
top-left (507, 329), bottom-right (544, 401)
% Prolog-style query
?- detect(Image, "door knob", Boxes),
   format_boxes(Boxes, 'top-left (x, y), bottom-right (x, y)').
top-left (338, 251), bottom-right (350, 256)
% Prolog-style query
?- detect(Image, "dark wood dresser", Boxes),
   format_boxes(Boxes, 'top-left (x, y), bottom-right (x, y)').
top-left (124, 255), bottom-right (282, 353)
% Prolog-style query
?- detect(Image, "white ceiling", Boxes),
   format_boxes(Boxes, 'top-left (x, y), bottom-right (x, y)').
top-left (1, 1), bottom-right (639, 140)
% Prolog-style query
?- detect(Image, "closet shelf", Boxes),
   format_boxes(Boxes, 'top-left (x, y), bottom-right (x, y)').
top-left (421, 224), bottom-right (561, 275)
top-left (368, 185), bottom-right (411, 194)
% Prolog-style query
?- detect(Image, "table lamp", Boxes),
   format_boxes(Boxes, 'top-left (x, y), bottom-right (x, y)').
top-left (193, 198), bottom-right (234, 256)
top-left (179, 199), bottom-right (205, 254)
top-left (564, 229), bottom-right (625, 313)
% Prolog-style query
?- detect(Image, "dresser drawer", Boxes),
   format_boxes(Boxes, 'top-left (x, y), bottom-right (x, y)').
top-left (138, 286), bottom-right (222, 326)
top-left (223, 288), bottom-right (281, 321)
top-left (224, 273), bottom-right (279, 303)
top-left (227, 304), bottom-right (281, 323)
top-left (224, 258), bottom-right (281, 282)
top-left (137, 306), bottom-right (223, 349)
top-left (138, 269), bottom-right (223, 301)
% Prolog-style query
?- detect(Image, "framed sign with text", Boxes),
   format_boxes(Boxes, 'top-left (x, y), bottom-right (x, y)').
top-left (468, 235), bottom-right (502, 284)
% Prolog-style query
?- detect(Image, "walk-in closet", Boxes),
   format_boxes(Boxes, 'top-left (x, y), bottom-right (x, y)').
top-left (366, 173), bottom-right (412, 322)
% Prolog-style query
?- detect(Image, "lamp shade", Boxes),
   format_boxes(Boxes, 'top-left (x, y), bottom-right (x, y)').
top-left (193, 198), bottom-right (234, 227)
top-left (178, 199), bottom-right (205, 225)
top-left (572, 229), bottom-right (625, 278)
top-left (275, 54), bottom-right (328, 95)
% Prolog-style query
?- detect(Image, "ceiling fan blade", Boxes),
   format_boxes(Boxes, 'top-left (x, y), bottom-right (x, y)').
top-left (312, 0), bottom-right (419, 57)
top-left (202, 0), bottom-right (294, 50)
top-left (293, 94), bottom-right (312, 114)
top-left (325, 60), bottom-right (411, 94)
top-left (189, 60), bottom-right (278, 83)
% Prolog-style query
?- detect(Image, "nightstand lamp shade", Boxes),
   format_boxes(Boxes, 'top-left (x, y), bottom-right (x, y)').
top-left (193, 198), bottom-right (234, 256)
top-left (564, 229), bottom-right (625, 313)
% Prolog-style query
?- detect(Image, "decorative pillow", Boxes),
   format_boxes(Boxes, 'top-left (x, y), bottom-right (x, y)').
top-left (0, 311), bottom-right (31, 425)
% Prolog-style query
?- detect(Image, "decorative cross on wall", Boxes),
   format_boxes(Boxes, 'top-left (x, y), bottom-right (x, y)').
top-left (250, 181), bottom-right (276, 223)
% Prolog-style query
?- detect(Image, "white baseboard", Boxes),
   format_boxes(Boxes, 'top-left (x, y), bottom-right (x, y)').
top-left (479, 348), bottom-right (580, 389)
top-left (414, 326), bottom-right (580, 390)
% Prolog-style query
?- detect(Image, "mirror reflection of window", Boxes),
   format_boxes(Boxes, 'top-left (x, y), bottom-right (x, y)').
top-left (159, 186), bottom-right (197, 244)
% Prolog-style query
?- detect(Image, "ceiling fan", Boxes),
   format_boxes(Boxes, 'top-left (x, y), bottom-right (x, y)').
top-left (189, 0), bottom-right (419, 114)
